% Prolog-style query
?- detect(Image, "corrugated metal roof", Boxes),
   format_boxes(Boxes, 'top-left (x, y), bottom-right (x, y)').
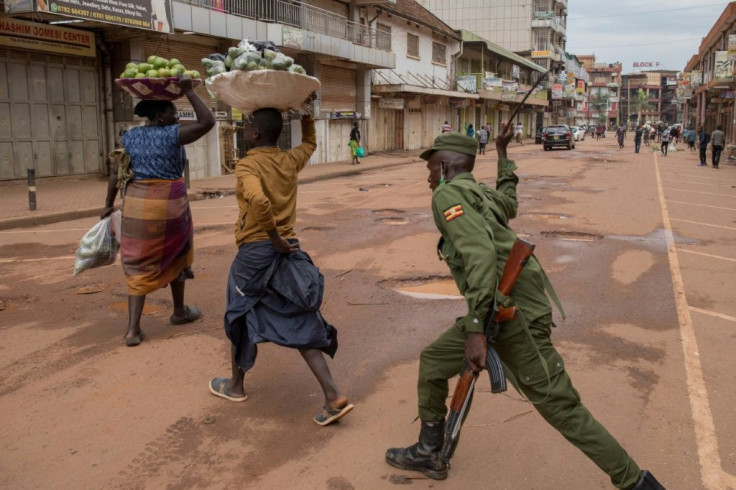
top-left (459, 30), bottom-right (546, 73)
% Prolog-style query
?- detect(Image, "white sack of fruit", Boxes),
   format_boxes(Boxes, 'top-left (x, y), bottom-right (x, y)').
top-left (202, 40), bottom-right (320, 115)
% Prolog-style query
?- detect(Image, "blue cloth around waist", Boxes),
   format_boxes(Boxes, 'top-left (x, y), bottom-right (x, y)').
top-left (224, 240), bottom-right (338, 373)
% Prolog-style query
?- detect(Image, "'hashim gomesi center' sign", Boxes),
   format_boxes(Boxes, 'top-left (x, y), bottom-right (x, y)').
top-left (0, 17), bottom-right (96, 57)
top-left (4, 0), bottom-right (173, 33)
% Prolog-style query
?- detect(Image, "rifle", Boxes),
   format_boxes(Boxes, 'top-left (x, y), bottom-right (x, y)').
top-left (439, 237), bottom-right (536, 466)
top-left (507, 68), bottom-right (551, 126)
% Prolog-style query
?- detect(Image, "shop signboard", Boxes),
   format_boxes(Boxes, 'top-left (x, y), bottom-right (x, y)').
top-left (502, 81), bottom-right (518, 92)
top-left (0, 17), bottom-right (96, 57)
top-left (531, 50), bottom-right (551, 58)
top-left (457, 75), bottom-right (477, 93)
top-left (378, 98), bottom-right (405, 110)
top-left (729, 34), bottom-right (736, 62)
top-left (14, 0), bottom-right (176, 33)
top-left (482, 77), bottom-right (503, 89)
top-left (512, 65), bottom-right (519, 80)
top-left (576, 80), bottom-right (585, 93)
top-left (690, 70), bottom-right (702, 86)
top-left (283, 26), bottom-right (303, 49)
top-left (714, 51), bottom-right (734, 82)
top-left (564, 84), bottom-right (575, 98)
top-left (551, 83), bottom-right (563, 99)
top-left (331, 111), bottom-right (360, 119)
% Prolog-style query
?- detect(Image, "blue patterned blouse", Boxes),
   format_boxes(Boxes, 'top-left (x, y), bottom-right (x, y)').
top-left (122, 123), bottom-right (183, 180)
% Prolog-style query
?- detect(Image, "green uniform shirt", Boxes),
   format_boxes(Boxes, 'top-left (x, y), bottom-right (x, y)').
top-left (431, 158), bottom-right (552, 334)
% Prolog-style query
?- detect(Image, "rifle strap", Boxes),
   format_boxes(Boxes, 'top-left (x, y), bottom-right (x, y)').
top-left (538, 262), bottom-right (566, 321)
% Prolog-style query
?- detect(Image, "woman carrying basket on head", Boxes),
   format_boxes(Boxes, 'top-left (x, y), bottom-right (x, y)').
top-left (101, 75), bottom-right (215, 346)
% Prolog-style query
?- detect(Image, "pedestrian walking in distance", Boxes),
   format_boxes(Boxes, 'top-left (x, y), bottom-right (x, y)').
top-left (101, 74), bottom-right (214, 346)
top-left (466, 123), bottom-right (475, 138)
top-left (617, 125), bottom-right (625, 150)
top-left (660, 127), bottom-right (670, 156)
top-left (515, 121), bottom-right (524, 145)
top-left (711, 125), bottom-right (725, 168)
top-left (634, 125), bottom-right (643, 154)
top-left (208, 103), bottom-right (354, 426)
top-left (384, 122), bottom-right (665, 489)
top-left (349, 121), bottom-right (361, 165)
top-left (697, 127), bottom-right (710, 166)
top-left (476, 125), bottom-right (489, 155)
top-left (441, 121), bottom-right (452, 133)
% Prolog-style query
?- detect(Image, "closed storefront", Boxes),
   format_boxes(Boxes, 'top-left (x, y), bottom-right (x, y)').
top-left (0, 18), bottom-right (102, 180)
top-left (320, 63), bottom-right (356, 114)
top-left (370, 99), bottom-right (404, 152)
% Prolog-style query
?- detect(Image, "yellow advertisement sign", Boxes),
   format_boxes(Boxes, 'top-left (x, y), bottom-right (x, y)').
top-left (531, 50), bottom-right (551, 58)
top-left (0, 18), bottom-right (96, 57)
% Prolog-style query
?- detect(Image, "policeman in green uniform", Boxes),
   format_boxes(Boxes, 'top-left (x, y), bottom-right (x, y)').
top-left (385, 123), bottom-right (664, 490)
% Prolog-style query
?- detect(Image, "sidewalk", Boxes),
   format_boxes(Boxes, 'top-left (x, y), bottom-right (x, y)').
top-left (0, 151), bottom-right (424, 231)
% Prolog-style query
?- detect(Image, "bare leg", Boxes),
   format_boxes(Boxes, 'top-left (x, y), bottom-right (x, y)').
top-left (169, 277), bottom-right (187, 318)
top-left (126, 294), bottom-right (146, 340)
top-left (223, 344), bottom-right (247, 396)
top-left (299, 348), bottom-right (348, 409)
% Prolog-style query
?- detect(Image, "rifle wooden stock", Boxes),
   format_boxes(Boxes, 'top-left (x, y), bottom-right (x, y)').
top-left (440, 237), bottom-right (536, 467)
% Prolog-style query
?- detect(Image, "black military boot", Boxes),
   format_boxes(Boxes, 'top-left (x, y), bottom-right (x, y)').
top-left (385, 420), bottom-right (447, 480)
top-left (631, 470), bottom-right (665, 490)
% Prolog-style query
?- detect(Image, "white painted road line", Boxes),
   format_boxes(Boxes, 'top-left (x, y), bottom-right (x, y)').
top-left (665, 188), bottom-right (736, 198)
top-left (654, 152), bottom-right (725, 489)
top-left (662, 179), bottom-right (734, 188)
top-left (689, 307), bottom-right (736, 323)
top-left (668, 200), bottom-right (736, 211)
top-left (678, 248), bottom-right (736, 263)
top-left (670, 218), bottom-right (736, 231)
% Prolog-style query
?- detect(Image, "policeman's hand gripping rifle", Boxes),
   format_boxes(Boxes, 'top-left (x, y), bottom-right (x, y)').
top-left (439, 237), bottom-right (536, 467)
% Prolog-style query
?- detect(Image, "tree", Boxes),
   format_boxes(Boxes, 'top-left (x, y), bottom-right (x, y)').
top-left (589, 91), bottom-right (609, 124)
top-left (630, 89), bottom-right (654, 125)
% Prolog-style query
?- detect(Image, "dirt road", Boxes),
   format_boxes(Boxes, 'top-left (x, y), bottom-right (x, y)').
top-left (1, 136), bottom-right (734, 489)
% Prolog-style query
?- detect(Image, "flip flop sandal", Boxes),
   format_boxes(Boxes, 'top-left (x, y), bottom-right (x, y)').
top-left (314, 403), bottom-right (354, 426)
top-left (170, 305), bottom-right (202, 325)
top-left (125, 330), bottom-right (146, 347)
top-left (208, 377), bottom-right (248, 402)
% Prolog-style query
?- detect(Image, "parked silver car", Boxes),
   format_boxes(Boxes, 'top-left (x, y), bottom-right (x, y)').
top-left (570, 126), bottom-right (586, 141)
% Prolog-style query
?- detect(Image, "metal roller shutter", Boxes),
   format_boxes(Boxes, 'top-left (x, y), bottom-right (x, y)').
top-left (144, 38), bottom-right (218, 112)
top-left (320, 65), bottom-right (356, 113)
top-left (0, 48), bottom-right (102, 180)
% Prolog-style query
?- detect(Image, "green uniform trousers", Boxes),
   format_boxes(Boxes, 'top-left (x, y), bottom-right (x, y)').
top-left (417, 315), bottom-right (642, 489)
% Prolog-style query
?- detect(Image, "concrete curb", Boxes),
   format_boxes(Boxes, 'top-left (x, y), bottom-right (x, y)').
top-left (0, 158), bottom-right (421, 231)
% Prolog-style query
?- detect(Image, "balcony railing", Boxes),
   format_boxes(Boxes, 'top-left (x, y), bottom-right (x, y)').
top-left (176, 0), bottom-right (392, 52)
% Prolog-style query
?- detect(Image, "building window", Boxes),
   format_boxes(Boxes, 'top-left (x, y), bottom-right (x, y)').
top-left (432, 42), bottom-right (446, 65)
top-left (534, 30), bottom-right (549, 51)
top-left (376, 23), bottom-right (391, 51)
top-left (407, 33), bottom-right (419, 58)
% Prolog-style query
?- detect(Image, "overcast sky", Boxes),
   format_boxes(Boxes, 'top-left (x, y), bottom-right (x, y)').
top-left (566, 1), bottom-right (729, 73)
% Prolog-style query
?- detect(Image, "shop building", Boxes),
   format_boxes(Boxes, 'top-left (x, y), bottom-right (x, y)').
top-left (684, 2), bottom-right (736, 143)
top-left (0, 0), bottom-right (396, 181)
top-left (579, 55), bottom-right (621, 128)
top-left (455, 30), bottom-right (548, 139)
top-left (368, 0), bottom-right (464, 151)
top-left (620, 70), bottom-right (679, 127)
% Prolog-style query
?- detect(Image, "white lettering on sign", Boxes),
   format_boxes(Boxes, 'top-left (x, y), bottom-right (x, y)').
top-left (633, 62), bottom-right (661, 68)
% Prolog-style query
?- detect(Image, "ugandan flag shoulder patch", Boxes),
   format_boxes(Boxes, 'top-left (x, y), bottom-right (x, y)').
top-left (443, 204), bottom-right (464, 222)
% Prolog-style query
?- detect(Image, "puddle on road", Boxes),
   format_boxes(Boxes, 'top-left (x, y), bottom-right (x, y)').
top-left (373, 208), bottom-right (408, 226)
top-left (524, 212), bottom-right (571, 220)
top-left (110, 302), bottom-right (163, 315)
top-left (541, 230), bottom-right (603, 242)
top-left (376, 217), bottom-right (408, 226)
top-left (395, 278), bottom-right (462, 300)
